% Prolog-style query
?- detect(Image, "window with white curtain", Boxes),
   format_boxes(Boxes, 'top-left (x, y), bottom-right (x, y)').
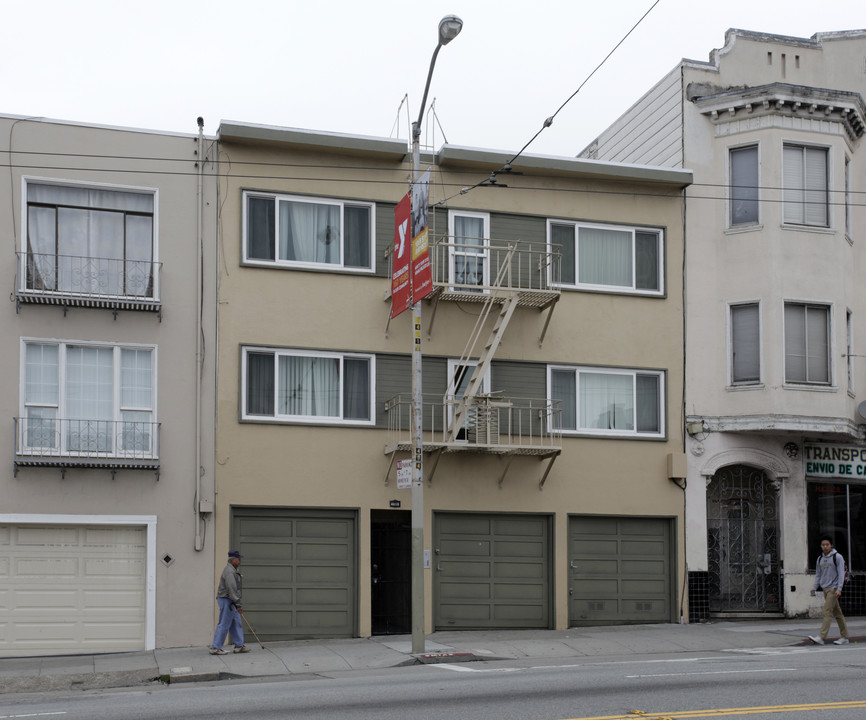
top-left (244, 192), bottom-right (373, 271)
top-left (783, 144), bottom-right (829, 227)
top-left (547, 221), bottom-right (662, 294)
top-left (243, 347), bottom-right (374, 424)
top-left (784, 302), bottom-right (831, 385)
top-left (448, 211), bottom-right (489, 292)
top-left (729, 145), bottom-right (759, 226)
top-left (548, 365), bottom-right (664, 436)
top-left (21, 340), bottom-right (155, 455)
top-left (730, 302), bottom-right (761, 384)
top-left (25, 182), bottom-right (155, 298)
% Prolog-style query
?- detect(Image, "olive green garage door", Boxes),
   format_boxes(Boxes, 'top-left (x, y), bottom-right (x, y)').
top-left (434, 513), bottom-right (551, 629)
top-left (568, 516), bottom-right (673, 626)
top-left (231, 508), bottom-right (357, 640)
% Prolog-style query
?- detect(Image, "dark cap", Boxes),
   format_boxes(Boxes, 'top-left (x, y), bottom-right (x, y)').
top-left (228, 550), bottom-right (243, 559)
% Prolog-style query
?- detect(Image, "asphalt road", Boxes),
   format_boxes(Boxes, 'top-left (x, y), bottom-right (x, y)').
top-left (0, 642), bottom-right (863, 719)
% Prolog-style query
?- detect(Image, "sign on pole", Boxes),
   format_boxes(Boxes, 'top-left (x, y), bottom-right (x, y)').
top-left (391, 193), bottom-right (412, 318)
top-left (411, 169), bottom-right (433, 303)
top-left (396, 458), bottom-right (412, 489)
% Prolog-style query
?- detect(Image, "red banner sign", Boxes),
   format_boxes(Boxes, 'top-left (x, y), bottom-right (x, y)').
top-left (411, 169), bottom-right (433, 303)
top-left (390, 194), bottom-right (412, 318)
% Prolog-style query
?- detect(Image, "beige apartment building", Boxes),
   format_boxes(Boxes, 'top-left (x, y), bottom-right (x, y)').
top-left (583, 29), bottom-right (866, 620)
top-left (0, 116), bottom-right (218, 655)
top-left (215, 121), bottom-right (692, 639)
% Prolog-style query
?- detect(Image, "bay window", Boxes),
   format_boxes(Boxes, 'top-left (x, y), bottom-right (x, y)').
top-left (784, 302), bottom-right (830, 385)
top-left (729, 145), bottom-right (759, 226)
top-left (730, 302), bottom-right (761, 384)
top-left (783, 144), bottom-right (829, 227)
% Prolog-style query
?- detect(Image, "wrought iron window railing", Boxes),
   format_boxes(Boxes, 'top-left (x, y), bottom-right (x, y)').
top-left (14, 417), bottom-right (160, 468)
top-left (16, 252), bottom-right (162, 310)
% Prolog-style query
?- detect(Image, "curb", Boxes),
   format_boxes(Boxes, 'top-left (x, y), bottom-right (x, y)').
top-left (0, 668), bottom-right (157, 694)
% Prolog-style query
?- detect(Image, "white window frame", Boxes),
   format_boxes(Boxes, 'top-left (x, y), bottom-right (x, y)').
top-left (547, 365), bottom-right (665, 438)
top-left (241, 346), bottom-right (376, 425)
top-left (546, 220), bottom-right (664, 296)
top-left (728, 143), bottom-right (760, 228)
top-left (782, 143), bottom-right (830, 228)
top-left (21, 177), bottom-right (159, 299)
top-left (783, 301), bottom-right (833, 387)
top-left (728, 301), bottom-right (762, 386)
top-left (242, 191), bottom-right (376, 272)
top-left (19, 338), bottom-right (158, 457)
top-left (447, 210), bottom-right (490, 292)
top-left (445, 358), bottom-right (491, 435)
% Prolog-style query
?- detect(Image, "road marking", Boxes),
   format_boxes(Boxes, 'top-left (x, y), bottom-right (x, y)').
top-left (561, 700), bottom-right (866, 719)
top-left (625, 668), bottom-right (796, 679)
top-left (0, 714), bottom-right (67, 719)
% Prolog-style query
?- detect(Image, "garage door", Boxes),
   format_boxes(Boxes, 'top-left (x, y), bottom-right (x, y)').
top-left (434, 513), bottom-right (551, 629)
top-left (232, 508), bottom-right (356, 640)
top-left (0, 524), bottom-right (147, 656)
top-left (569, 516), bottom-right (672, 626)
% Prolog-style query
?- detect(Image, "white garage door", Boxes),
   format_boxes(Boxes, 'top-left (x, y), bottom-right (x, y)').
top-left (0, 524), bottom-right (147, 656)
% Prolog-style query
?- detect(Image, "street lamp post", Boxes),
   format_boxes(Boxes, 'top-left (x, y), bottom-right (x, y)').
top-left (410, 14), bottom-right (463, 655)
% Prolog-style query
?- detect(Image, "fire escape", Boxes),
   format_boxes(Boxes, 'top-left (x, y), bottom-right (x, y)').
top-left (385, 232), bottom-right (562, 488)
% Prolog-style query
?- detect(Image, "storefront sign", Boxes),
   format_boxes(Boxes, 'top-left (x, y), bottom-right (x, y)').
top-left (804, 443), bottom-right (866, 478)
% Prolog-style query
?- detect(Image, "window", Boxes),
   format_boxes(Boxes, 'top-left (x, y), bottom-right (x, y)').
top-left (784, 302), bottom-right (830, 385)
top-left (729, 145), bottom-right (759, 226)
top-left (549, 366), bottom-right (664, 436)
top-left (807, 482), bottom-right (865, 571)
top-left (730, 302), bottom-right (760, 384)
top-left (548, 221), bottom-right (662, 294)
top-left (446, 358), bottom-right (491, 438)
top-left (25, 182), bottom-right (156, 298)
top-left (21, 340), bottom-right (155, 456)
top-left (783, 144), bottom-right (828, 227)
top-left (845, 156), bottom-right (852, 240)
top-left (448, 211), bottom-right (489, 292)
top-left (243, 348), bottom-right (374, 424)
top-left (244, 192), bottom-right (373, 271)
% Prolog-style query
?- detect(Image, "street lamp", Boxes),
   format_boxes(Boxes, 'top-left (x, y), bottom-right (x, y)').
top-left (410, 14), bottom-right (462, 655)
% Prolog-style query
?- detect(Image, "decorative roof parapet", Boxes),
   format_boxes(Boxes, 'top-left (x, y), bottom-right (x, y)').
top-left (688, 82), bottom-right (866, 141)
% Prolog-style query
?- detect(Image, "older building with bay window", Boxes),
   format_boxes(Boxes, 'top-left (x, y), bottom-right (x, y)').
top-left (215, 121), bottom-right (691, 639)
top-left (0, 115), bottom-right (218, 655)
top-left (582, 29), bottom-right (866, 620)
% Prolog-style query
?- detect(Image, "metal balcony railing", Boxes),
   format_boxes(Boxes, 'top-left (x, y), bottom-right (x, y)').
top-left (429, 236), bottom-right (561, 305)
top-left (15, 252), bottom-right (162, 311)
top-left (14, 417), bottom-right (161, 470)
top-left (384, 393), bottom-right (561, 457)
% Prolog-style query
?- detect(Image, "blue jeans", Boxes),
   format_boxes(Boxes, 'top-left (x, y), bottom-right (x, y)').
top-left (211, 597), bottom-right (244, 649)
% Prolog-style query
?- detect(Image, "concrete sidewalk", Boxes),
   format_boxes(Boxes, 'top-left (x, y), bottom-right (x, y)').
top-left (1, 618), bottom-right (863, 695)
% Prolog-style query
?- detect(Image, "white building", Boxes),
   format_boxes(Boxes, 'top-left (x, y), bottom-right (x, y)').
top-left (582, 29), bottom-right (866, 619)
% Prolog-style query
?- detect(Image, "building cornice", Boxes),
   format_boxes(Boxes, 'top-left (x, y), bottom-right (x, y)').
top-left (686, 414), bottom-right (866, 441)
top-left (688, 82), bottom-right (866, 141)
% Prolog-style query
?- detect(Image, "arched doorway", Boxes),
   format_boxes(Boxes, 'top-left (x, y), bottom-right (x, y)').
top-left (707, 465), bottom-right (781, 613)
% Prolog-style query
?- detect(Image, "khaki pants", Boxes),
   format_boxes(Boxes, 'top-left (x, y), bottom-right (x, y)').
top-left (819, 588), bottom-right (849, 640)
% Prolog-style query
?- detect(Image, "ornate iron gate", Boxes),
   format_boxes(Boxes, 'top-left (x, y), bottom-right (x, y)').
top-left (707, 465), bottom-right (781, 613)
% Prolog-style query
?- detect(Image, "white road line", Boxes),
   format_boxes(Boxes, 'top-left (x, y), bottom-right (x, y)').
top-left (626, 667), bottom-right (797, 678)
top-left (0, 713), bottom-right (67, 719)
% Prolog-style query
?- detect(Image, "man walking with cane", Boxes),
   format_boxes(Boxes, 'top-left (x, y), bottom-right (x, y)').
top-left (210, 549), bottom-right (250, 654)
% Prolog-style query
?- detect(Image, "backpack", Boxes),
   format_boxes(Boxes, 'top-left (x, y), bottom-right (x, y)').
top-left (820, 550), bottom-right (851, 586)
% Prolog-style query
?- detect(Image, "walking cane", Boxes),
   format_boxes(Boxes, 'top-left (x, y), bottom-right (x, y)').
top-left (240, 611), bottom-right (266, 650)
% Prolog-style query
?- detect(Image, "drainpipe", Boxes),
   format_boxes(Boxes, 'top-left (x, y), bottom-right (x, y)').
top-left (194, 117), bottom-right (205, 552)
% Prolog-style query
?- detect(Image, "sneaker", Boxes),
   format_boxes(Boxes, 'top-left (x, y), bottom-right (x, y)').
top-left (833, 638), bottom-right (850, 645)
top-left (808, 635), bottom-right (825, 645)
top-left (233, 645), bottom-right (251, 653)
top-left (209, 647), bottom-right (228, 655)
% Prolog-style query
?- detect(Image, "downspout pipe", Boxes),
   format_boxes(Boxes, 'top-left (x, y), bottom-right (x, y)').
top-left (195, 117), bottom-right (205, 552)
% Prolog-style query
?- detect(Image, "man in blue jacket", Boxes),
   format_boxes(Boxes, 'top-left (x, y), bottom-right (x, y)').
top-left (210, 550), bottom-right (249, 654)
top-left (808, 535), bottom-right (850, 645)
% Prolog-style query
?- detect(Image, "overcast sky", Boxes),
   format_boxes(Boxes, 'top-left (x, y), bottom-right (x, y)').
top-left (2, 0), bottom-right (863, 157)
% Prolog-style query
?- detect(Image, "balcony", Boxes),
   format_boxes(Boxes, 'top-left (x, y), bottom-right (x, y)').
top-left (384, 394), bottom-right (561, 486)
top-left (14, 417), bottom-right (161, 475)
top-left (15, 252), bottom-right (162, 313)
